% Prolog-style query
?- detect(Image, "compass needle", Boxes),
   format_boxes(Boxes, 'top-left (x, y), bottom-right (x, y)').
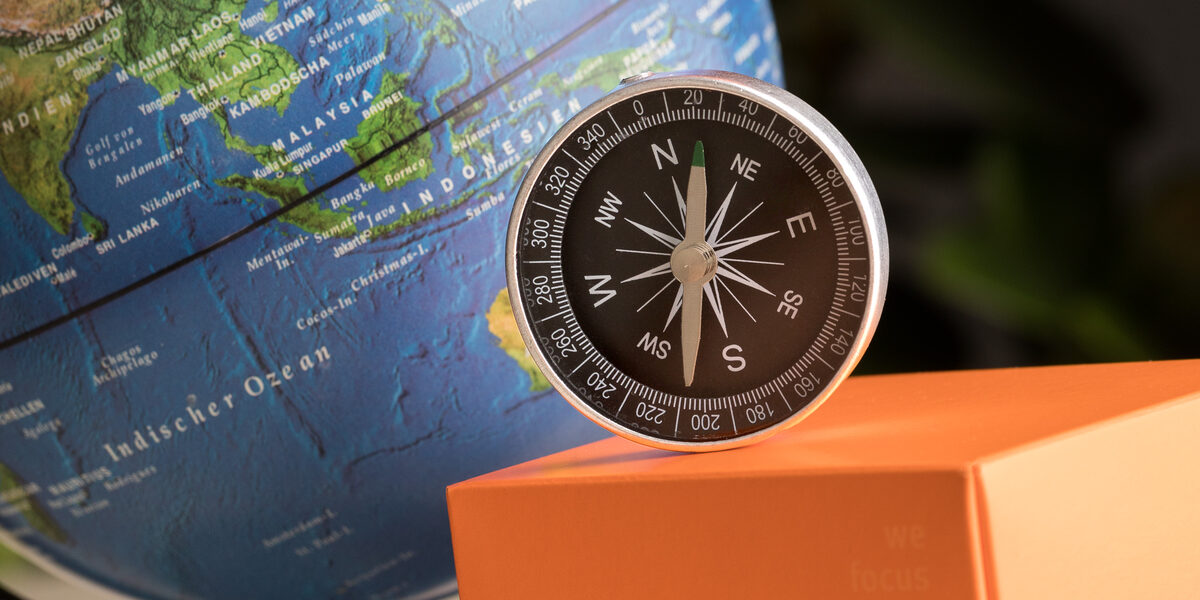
top-left (509, 70), bottom-right (887, 450)
top-left (672, 140), bottom-right (710, 387)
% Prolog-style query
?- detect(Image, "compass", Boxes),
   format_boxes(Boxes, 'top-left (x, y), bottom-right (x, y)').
top-left (506, 70), bottom-right (887, 451)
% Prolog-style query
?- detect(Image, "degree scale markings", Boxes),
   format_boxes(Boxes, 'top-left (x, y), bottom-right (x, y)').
top-left (535, 101), bottom-right (850, 406)
top-left (516, 79), bottom-right (879, 447)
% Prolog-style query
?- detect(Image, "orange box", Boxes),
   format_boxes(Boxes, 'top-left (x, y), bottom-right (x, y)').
top-left (447, 360), bottom-right (1200, 599)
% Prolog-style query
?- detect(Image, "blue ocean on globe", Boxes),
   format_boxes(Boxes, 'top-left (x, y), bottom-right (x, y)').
top-left (0, 0), bottom-right (781, 597)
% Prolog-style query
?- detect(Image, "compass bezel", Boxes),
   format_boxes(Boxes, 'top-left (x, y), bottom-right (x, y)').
top-left (506, 70), bottom-right (888, 452)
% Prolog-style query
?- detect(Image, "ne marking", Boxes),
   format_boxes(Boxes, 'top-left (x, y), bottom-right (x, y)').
top-left (778, 388), bottom-right (792, 411)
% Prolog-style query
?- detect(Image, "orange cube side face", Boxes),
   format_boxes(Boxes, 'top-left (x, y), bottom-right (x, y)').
top-left (450, 468), bottom-right (983, 599)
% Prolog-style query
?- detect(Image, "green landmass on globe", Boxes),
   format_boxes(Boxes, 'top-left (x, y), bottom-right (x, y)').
top-left (346, 71), bottom-right (433, 192)
top-left (0, 0), bottom-right (307, 235)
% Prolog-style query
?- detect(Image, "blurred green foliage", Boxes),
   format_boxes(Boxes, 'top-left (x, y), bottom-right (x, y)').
top-left (772, 0), bottom-right (1199, 371)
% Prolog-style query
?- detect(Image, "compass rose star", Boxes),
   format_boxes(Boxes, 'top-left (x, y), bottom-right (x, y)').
top-left (619, 180), bottom-right (783, 337)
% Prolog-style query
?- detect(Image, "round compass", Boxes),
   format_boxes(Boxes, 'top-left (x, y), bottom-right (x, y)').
top-left (506, 70), bottom-right (887, 451)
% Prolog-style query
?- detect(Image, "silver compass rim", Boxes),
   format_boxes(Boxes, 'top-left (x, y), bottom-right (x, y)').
top-left (505, 69), bottom-right (888, 453)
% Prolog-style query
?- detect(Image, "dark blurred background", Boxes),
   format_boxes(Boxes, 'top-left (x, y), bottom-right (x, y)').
top-left (770, 0), bottom-right (1200, 373)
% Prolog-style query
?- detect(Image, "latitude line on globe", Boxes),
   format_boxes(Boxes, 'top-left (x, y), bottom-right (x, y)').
top-left (0, 0), bottom-right (631, 352)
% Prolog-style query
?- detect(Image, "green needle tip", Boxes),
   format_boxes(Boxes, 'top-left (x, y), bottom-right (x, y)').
top-left (692, 140), bottom-right (705, 167)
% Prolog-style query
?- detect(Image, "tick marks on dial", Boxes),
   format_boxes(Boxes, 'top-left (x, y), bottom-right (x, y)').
top-left (511, 73), bottom-right (884, 449)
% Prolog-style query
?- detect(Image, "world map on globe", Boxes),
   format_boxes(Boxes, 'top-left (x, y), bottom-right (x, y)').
top-left (0, 0), bottom-right (781, 597)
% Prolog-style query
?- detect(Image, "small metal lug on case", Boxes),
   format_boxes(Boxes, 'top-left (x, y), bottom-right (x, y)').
top-left (619, 71), bottom-right (656, 86)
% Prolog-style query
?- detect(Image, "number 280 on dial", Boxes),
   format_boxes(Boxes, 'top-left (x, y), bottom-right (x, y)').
top-left (506, 70), bottom-right (887, 452)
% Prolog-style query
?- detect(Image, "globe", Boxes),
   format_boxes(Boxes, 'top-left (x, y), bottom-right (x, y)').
top-left (0, 1), bottom-right (780, 597)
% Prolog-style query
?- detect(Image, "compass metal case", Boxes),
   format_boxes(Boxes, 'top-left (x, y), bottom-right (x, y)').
top-left (506, 70), bottom-right (887, 452)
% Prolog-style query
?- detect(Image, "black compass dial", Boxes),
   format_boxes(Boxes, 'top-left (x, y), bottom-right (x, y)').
top-left (509, 72), bottom-right (886, 450)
